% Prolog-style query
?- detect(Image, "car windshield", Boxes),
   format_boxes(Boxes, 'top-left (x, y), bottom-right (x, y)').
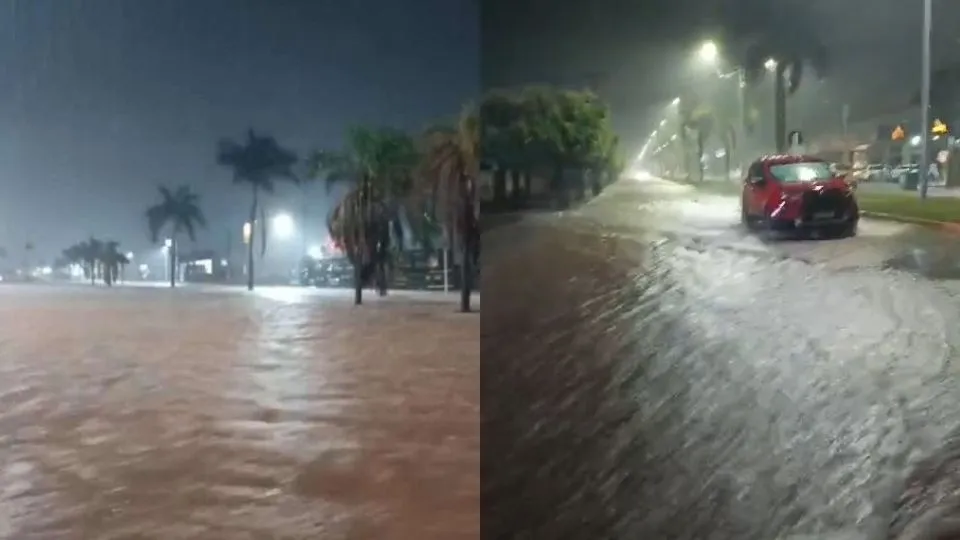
top-left (769, 162), bottom-right (833, 183)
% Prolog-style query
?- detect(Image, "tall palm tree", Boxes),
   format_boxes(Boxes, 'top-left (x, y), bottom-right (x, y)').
top-left (146, 185), bottom-right (206, 288)
top-left (217, 129), bottom-right (298, 291)
top-left (327, 188), bottom-right (393, 305)
top-left (419, 105), bottom-right (480, 313)
top-left (307, 126), bottom-right (419, 302)
top-left (308, 126), bottom-right (418, 212)
top-left (742, 28), bottom-right (827, 153)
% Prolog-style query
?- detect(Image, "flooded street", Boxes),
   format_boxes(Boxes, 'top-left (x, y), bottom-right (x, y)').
top-left (483, 178), bottom-right (960, 539)
top-left (0, 287), bottom-right (478, 539)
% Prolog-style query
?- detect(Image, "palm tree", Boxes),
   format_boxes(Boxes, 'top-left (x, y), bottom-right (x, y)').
top-left (327, 188), bottom-right (393, 305)
top-left (146, 185), bottom-right (206, 288)
top-left (419, 105), bottom-right (480, 313)
top-left (80, 238), bottom-right (102, 285)
top-left (742, 28), bottom-right (827, 153)
top-left (307, 126), bottom-right (419, 302)
top-left (217, 129), bottom-right (298, 291)
top-left (98, 241), bottom-right (129, 286)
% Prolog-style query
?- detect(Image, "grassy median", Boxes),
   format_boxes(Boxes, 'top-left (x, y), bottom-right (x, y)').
top-left (855, 192), bottom-right (960, 223)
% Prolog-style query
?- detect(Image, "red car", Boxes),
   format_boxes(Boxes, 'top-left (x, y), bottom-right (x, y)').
top-left (740, 155), bottom-right (859, 237)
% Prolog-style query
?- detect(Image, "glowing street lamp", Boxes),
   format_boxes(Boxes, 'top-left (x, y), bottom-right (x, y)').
top-left (671, 96), bottom-right (680, 106)
top-left (272, 213), bottom-right (295, 240)
top-left (242, 222), bottom-right (252, 244)
top-left (698, 40), bottom-right (718, 64)
top-left (764, 58), bottom-right (777, 72)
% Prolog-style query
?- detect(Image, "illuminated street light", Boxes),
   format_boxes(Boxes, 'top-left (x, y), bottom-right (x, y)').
top-left (242, 221), bottom-right (252, 244)
top-left (698, 41), bottom-right (718, 64)
top-left (272, 213), bottom-right (295, 239)
top-left (671, 96), bottom-right (680, 106)
top-left (659, 118), bottom-right (667, 127)
top-left (125, 251), bottom-right (134, 260)
top-left (911, 134), bottom-right (922, 146)
top-left (164, 238), bottom-right (172, 248)
top-left (764, 58), bottom-right (777, 72)
top-left (307, 245), bottom-right (324, 259)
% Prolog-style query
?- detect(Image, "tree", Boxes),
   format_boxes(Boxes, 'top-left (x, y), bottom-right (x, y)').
top-left (742, 26), bottom-right (827, 153)
top-left (588, 130), bottom-right (623, 194)
top-left (480, 91), bottom-right (526, 205)
top-left (146, 185), bottom-right (206, 288)
top-left (327, 188), bottom-right (393, 305)
top-left (307, 126), bottom-right (419, 302)
top-left (73, 238), bottom-right (102, 285)
top-left (217, 129), bottom-right (298, 291)
top-left (63, 239), bottom-right (129, 286)
top-left (419, 105), bottom-right (479, 313)
top-left (308, 126), bottom-right (418, 204)
top-left (99, 241), bottom-right (129, 286)
top-left (523, 87), bottom-right (615, 204)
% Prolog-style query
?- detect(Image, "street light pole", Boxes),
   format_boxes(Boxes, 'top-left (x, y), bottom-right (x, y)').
top-left (737, 67), bottom-right (747, 174)
top-left (919, 0), bottom-right (932, 200)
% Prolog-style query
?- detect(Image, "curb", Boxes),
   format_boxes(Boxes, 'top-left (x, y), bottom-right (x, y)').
top-left (861, 211), bottom-right (960, 236)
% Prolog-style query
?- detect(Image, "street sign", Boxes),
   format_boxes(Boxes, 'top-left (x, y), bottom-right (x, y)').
top-left (891, 125), bottom-right (905, 140)
top-left (933, 118), bottom-right (948, 134)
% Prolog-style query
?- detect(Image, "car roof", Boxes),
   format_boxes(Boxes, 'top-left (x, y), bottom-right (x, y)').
top-left (756, 154), bottom-right (826, 166)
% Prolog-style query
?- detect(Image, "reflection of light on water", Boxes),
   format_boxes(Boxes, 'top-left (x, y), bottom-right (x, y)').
top-left (255, 287), bottom-right (310, 303)
top-left (228, 300), bottom-right (358, 462)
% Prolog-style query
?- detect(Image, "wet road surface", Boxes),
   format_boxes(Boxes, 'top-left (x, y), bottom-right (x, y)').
top-left (483, 177), bottom-right (960, 539)
top-left (0, 285), bottom-right (478, 539)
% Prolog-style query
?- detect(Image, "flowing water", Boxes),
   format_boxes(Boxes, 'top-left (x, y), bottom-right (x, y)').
top-left (0, 286), bottom-right (479, 539)
top-left (483, 179), bottom-right (960, 539)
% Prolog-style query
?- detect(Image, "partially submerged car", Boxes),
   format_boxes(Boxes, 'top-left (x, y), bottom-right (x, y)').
top-left (741, 155), bottom-right (859, 237)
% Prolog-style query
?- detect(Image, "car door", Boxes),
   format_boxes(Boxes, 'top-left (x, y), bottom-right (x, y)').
top-left (744, 162), bottom-right (769, 215)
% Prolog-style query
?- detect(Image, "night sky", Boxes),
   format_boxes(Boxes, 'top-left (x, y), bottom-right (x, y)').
top-left (0, 0), bottom-right (478, 264)
top-left (483, 0), bottom-right (960, 155)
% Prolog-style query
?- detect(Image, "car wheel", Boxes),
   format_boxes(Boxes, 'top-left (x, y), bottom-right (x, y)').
top-left (741, 202), bottom-right (756, 230)
top-left (830, 218), bottom-right (857, 238)
top-left (842, 218), bottom-right (858, 238)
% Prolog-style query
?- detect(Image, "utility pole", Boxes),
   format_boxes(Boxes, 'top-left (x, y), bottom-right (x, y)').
top-left (737, 68), bottom-right (747, 173)
top-left (919, 0), bottom-right (932, 199)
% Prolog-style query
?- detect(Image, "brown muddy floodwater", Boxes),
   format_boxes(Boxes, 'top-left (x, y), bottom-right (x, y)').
top-left (0, 286), bottom-right (479, 539)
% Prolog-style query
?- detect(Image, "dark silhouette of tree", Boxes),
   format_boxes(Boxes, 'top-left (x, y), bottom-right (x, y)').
top-left (308, 126), bottom-right (419, 303)
top-left (216, 129), bottom-right (298, 291)
top-left (99, 241), bottom-right (129, 286)
top-left (740, 14), bottom-right (828, 152)
top-left (146, 185), bottom-right (206, 288)
top-left (419, 106), bottom-right (480, 313)
top-left (63, 239), bottom-right (130, 286)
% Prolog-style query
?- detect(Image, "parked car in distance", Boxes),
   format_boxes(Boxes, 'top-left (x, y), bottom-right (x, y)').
top-left (741, 155), bottom-right (859, 238)
top-left (866, 163), bottom-right (893, 183)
